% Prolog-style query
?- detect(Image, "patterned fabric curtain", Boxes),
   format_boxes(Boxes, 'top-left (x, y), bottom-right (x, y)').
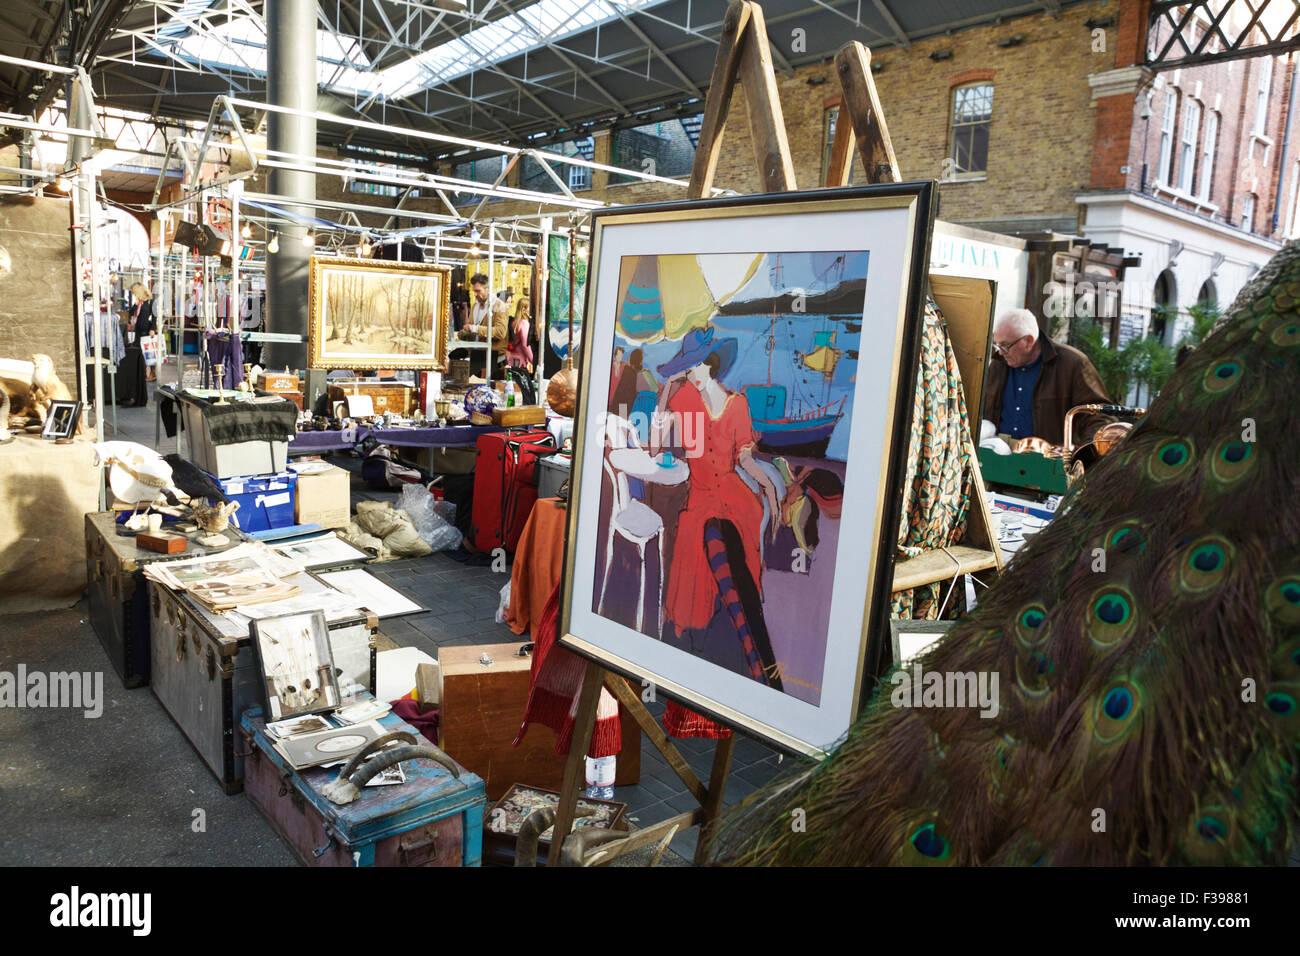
top-left (890, 295), bottom-right (973, 620)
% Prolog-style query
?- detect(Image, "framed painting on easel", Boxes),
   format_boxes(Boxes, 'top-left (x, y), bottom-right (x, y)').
top-left (559, 182), bottom-right (936, 758)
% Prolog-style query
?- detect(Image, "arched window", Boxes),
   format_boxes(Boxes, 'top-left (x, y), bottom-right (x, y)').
top-left (1196, 279), bottom-right (1217, 308)
top-left (1150, 269), bottom-right (1177, 343)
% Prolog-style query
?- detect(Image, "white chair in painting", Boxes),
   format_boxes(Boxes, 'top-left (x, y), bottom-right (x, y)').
top-left (598, 415), bottom-right (664, 636)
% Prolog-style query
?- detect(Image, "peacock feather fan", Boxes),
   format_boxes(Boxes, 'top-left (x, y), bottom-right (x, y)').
top-left (710, 240), bottom-right (1300, 867)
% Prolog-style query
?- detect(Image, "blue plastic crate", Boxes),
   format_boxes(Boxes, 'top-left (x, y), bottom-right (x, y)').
top-left (205, 470), bottom-right (298, 533)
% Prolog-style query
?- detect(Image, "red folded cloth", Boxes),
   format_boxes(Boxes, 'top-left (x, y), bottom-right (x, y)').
top-left (390, 699), bottom-right (440, 745)
top-left (513, 580), bottom-right (621, 757)
top-left (515, 580), bottom-right (731, 749)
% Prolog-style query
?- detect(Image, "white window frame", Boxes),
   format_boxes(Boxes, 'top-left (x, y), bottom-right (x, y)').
top-left (568, 163), bottom-right (590, 190)
top-left (1158, 90), bottom-right (1178, 186)
top-left (1242, 194), bottom-right (1256, 233)
top-left (1289, 162), bottom-right (1300, 238)
top-left (1179, 99), bottom-right (1200, 193)
top-left (1254, 58), bottom-right (1273, 136)
top-left (1198, 110), bottom-right (1218, 201)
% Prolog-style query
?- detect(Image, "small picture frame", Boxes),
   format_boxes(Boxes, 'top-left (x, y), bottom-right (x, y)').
top-left (251, 610), bottom-right (342, 722)
top-left (888, 619), bottom-right (957, 669)
top-left (42, 400), bottom-right (81, 440)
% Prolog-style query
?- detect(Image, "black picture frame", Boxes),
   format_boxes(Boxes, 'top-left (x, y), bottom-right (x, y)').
top-left (251, 610), bottom-right (342, 722)
top-left (41, 400), bottom-right (82, 440)
top-left (555, 181), bottom-right (937, 758)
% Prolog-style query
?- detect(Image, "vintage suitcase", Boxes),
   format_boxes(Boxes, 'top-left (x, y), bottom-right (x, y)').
top-left (148, 581), bottom-right (377, 794)
top-left (85, 512), bottom-right (246, 689)
top-left (242, 706), bottom-right (486, 866)
top-left (327, 381), bottom-right (415, 417)
top-left (471, 429), bottom-right (555, 554)
top-left (439, 641), bottom-right (640, 800)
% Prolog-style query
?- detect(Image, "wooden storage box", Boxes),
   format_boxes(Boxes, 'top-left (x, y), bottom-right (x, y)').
top-left (84, 512), bottom-right (244, 689)
top-left (482, 783), bottom-right (627, 866)
top-left (256, 371), bottom-right (300, 396)
top-left (148, 581), bottom-right (377, 794)
top-left (241, 707), bottom-right (486, 867)
top-left (438, 641), bottom-right (640, 800)
top-left (492, 405), bottom-right (546, 427)
top-left (328, 381), bottom-right (415, 417)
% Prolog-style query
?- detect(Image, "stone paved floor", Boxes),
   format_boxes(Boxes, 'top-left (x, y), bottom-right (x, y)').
top-left (4, 378), bottom-right (788, 866)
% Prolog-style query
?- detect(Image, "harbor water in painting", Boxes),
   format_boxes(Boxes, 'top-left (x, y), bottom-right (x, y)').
top-left (592, 250), bottom-right (869, 706)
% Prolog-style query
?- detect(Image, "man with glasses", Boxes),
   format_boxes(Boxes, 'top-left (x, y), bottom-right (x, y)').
top-left (982, 308), bottom-right (1110, 446)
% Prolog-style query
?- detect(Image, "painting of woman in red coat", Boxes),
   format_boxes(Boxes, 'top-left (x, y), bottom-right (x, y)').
top-left (648, 327), bottom-right (785, 690)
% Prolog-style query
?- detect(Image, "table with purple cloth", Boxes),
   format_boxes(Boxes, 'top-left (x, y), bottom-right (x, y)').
top-left (366, 424), bottom-right (503, 448)
top-left (288, 423), bottom-right (504, 454)
top-left (288, 428), bottom-right (364, 453)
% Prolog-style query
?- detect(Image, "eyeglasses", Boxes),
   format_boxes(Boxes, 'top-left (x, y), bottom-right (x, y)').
top-left (993, 335), bottom-right (1026, 355)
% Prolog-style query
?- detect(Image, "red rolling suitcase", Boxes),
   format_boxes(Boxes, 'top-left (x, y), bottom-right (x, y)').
top-left (472, 429), bottom-right (555, 554)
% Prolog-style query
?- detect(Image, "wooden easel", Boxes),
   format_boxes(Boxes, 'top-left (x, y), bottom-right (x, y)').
top-left (547, 0), bottom-right (997, 866)
top-left (826, 44), bottom-right (1004, 600)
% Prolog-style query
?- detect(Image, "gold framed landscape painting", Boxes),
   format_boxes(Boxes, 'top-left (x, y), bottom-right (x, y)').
top-left (308, 257), bottom-right (451, 370)
top-left (559, 182), bottom-right (936, 758)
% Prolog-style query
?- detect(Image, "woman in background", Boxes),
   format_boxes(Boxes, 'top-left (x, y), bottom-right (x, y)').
top-left (130, 282), bottom-right (157, 382)
top-left (508, 296), bottom-right (534, 372)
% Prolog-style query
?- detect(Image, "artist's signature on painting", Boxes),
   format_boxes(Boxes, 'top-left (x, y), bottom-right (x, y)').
top-left (763, 661), bottom-right (821, 692)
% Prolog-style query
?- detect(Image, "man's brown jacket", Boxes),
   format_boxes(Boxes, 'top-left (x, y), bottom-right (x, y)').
top-left (982, 335), bottom-right (1111, 445)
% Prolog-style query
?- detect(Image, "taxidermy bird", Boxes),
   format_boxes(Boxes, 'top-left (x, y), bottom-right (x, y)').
top-left (711, 241), bottom-right (1300, 867)
top-left (162, 453), bottom-right (230, 506)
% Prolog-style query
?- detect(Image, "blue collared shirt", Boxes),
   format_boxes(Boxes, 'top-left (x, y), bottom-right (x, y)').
top-left (1000, 353), bottom-right (1043, 439)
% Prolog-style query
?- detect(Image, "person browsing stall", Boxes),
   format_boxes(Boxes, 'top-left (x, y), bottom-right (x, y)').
top-left (982, 308), bottom-right (1111, 446)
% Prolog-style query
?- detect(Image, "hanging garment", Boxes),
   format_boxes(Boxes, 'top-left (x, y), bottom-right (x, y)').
top-left (203, 329), bottom-right (244, 389)
top-left (83, 309), bottom-right (126, 365)
top-left (889, 295), bottom-right (973, 621)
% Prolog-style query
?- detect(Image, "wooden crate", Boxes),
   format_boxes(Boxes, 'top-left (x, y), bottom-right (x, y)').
top-left (439, 641), bottom-right (640, 800)
top-left (327, 381), bottom-right (415, 417)
top-left (492, 405), bottom-right (545, 427)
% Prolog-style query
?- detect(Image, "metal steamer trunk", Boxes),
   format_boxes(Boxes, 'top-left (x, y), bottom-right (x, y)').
top-left (84, 511), bottom-right (249, 688)
top-left (241, 709), bottom-right (487, 867)
top-left (147, 581), bottom-right (377, 794)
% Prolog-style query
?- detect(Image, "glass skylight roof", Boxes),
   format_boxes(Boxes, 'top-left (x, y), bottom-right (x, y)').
top-left (161, 0), bottom-right (660, 101)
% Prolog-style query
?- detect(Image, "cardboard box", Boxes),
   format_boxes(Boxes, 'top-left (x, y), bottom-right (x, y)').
top-left (293, 463), bottom-right (351, 529)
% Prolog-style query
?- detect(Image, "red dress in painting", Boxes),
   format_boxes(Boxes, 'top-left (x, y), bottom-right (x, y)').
top-left (664, 382), bottom-right (764, 633)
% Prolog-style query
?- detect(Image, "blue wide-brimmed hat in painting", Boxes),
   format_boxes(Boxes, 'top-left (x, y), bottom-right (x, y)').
top-left (655, 326), bottom-right (738, 380)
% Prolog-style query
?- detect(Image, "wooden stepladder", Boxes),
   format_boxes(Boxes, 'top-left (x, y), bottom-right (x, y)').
top-left (546, 0), bottom-right (995, 866)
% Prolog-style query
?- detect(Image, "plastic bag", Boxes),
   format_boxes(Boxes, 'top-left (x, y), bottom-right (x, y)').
top-left (400, 483), bottom-right (463, 552)
top-left (495, 580), bottom-right (512, 625)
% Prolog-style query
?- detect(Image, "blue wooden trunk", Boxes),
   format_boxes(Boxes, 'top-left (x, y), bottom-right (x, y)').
top-left (241, 708), bottom-right (486, 867)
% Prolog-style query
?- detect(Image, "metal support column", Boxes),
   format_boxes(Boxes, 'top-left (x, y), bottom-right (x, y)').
top-left (264, 0), bottom-right (316, 371)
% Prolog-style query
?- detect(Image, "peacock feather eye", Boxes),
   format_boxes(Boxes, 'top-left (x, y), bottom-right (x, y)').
top-left (1146, 439), bottom-right (1194, 482)
top-left (1201, 361), bottom-right (1242, 394)
top-left (1265, 692), bottom-right (1296, 717)
top-left (1105, 519), bottom-right (1147, 556)
top-left (1014, 651), bottom-right (1053, 698)
top-left (1087, 587), bottom-right (1137, 650)
top-left (1196, 816), bottom-right (1227, 841)
top-left (1092, 680), bottom-right (1140, 743)
top-left (1209, 437), bottom-right (1255, 487)
top-left (1264, 575), bottom-right (1300, 625)
top-left (1013, 603), bottom-right (1049, 648)
top-left (909, 823), bottom-right (950, 861)
top-left (1270, 322), bottom-right (1300, 347)
top-left (1174, 535), bottom-right (1234, 595)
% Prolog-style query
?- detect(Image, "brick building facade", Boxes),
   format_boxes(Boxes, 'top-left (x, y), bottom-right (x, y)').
top-left (424, 0), bottom-right (1293, 341)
